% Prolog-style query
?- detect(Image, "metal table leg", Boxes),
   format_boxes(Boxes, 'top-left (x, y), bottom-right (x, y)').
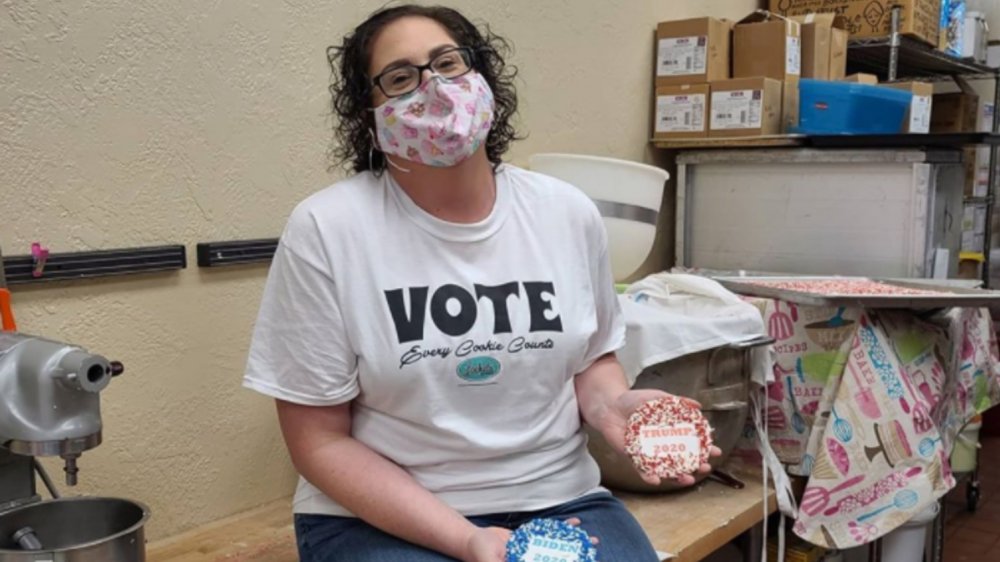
top-left (928, 499), bottom-right (945, 562)
top-left (738, 523), bottom-right (764, 562)
top-left (869, 537), bottom-right (883, 562)
top-left (967, 444), bottom-right (982, 512)
top-left (984, 73), bottom-right (1000, 287)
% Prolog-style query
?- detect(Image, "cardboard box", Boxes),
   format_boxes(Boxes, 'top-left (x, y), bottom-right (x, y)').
top-left (793, 14), bottom-right (848, 79)
top-left (734, 12), bottom-right (802, 81)
top-left (829, 21), bottom-right (849, 80)
top-left (962, 206), bottom-right (987, 253)
top-left (709, 77), bottom-right (783, 137)
top-left (957, 252), bottom-right (984, 280)
top-left (655, 18), bottom-right (731, 87)
top-left (963, 147), bottom-right (977, 196)
top-left (931, 77), bottom-right (979, 133)
top-left (767, 535), bottom-right (826, 562)
top-left (932, 94), bottom-right (974, 132)
top-left (653, 84), bottom-right (711, 139)
top-left (973, 103), bottom-right (994, 197)
top-left (733, 12), bottom-right (802, 131)
top-left (769, 0), bottom-right (942, 46)
top-left (842, 73), bottom-right (879, 84)
top-left (782, 80), bottom-right (801, 133)
top-left (884, 81), bottom-right (934, 133)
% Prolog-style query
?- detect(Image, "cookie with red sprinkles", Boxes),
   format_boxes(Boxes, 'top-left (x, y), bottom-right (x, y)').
top-left (624, 396), bottom-right (713, 480)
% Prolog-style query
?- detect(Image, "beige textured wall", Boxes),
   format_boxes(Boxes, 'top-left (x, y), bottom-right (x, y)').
top-left (981, 0), bottom-right (1000, 38)
top-left (1, 0), bottom-right (759, 539)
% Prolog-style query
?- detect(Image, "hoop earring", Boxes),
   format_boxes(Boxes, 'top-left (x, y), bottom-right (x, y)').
top-left (368, 129), bottom-right (386, 173)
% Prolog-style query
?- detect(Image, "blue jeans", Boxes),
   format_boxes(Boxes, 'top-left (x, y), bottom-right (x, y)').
top-left (295, 491), bottom-right (660, 562)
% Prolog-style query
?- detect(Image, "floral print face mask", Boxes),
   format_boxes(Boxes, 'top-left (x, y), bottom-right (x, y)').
top-left (373, 72), bottom-right (495, 168)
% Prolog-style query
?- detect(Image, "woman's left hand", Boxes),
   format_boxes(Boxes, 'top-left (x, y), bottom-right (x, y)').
top-left (593, 389), bottom-right (722, 487)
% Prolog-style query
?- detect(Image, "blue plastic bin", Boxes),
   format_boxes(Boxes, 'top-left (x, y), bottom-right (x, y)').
top-left (795, 79), bottom-right (913, 135)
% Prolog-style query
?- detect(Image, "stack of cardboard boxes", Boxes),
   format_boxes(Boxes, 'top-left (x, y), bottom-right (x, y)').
top-left (652, 18), bottom-right (730, 140)
top-left (931, 76), bottom-right (979, 202)
top-left (910, 75), bottom-right (990, 258)
top-left (936, 78), bottom-right (992, 258)
top-left (653, 11), bottom-right (850, 140)
top-left (652, 6), bottom-right (958, 140)
top-left (766, 0), bottom-right (945, 138)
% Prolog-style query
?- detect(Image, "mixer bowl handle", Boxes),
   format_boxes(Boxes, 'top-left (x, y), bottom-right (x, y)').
top-left (706, 336), bottom-right (775, 386)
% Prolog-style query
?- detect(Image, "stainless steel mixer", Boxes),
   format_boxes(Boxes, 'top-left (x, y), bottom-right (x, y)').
top-left (0, 333), bottom-right (123, 491)
top-left (0, 248), bottom-right (149, 561)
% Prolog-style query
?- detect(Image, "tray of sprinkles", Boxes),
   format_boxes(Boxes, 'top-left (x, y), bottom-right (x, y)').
top-left (711, 277), bottom-right (1000, 309)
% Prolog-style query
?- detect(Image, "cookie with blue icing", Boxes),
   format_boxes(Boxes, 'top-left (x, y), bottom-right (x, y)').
top-left (505, 518), bottom-right (597, 562)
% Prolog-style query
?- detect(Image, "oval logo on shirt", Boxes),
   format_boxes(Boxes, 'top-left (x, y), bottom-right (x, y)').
top-left (456, 357), bottom-right (501, 383)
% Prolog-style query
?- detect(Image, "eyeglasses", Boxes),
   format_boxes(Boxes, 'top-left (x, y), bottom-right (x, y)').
top-left (371, 47), bottom-right (475, 98)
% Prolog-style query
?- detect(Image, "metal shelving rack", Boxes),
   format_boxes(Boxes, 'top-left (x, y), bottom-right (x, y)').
top-left (846, 6), bottom-right (1000, 288)
top-left (848, 37), bottom-right (997, 81)
top-left (841, 7), bottom-right (997, 562)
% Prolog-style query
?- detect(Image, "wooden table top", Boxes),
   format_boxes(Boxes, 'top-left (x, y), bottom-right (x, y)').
top-left (147, 498), bottom-right (298, 562)
top-left (148, 473), bottom-right (776, 562)
top-left (652, 135), bottom-right (804, 150)
top-left (619, 472), bottom-right (777, 561)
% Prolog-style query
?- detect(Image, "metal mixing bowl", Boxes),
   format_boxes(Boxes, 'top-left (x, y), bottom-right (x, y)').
top-left (0, 497), bottom-right (149, 562)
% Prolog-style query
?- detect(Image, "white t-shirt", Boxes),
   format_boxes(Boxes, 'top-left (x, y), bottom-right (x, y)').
top-left (244, 164), bottom-right (625, 517)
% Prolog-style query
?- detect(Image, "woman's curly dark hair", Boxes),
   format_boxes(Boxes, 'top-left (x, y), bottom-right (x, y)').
top-left (326, 4), bottom-right (520, 174)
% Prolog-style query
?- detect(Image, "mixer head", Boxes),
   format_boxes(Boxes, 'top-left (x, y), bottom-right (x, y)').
top-left (0, 333), bottom-right (124, 486)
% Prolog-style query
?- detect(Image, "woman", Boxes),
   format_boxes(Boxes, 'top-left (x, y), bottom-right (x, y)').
top-left (244, 5), bottom-right (717, 562)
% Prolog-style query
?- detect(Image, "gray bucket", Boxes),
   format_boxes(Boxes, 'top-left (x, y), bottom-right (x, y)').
top-left (0, 497), bottom-right (149, 562)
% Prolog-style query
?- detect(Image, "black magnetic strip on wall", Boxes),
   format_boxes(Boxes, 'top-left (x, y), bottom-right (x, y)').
top-left (1, 245), bottom-right (187, 286)
top-left (196, 239), bottom-right (279, 268)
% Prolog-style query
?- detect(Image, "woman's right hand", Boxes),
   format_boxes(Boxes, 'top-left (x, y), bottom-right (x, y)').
top-left (461, 518), bottom-right (598, 562)
top-left (462, 526), bottom-right (512, 562)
